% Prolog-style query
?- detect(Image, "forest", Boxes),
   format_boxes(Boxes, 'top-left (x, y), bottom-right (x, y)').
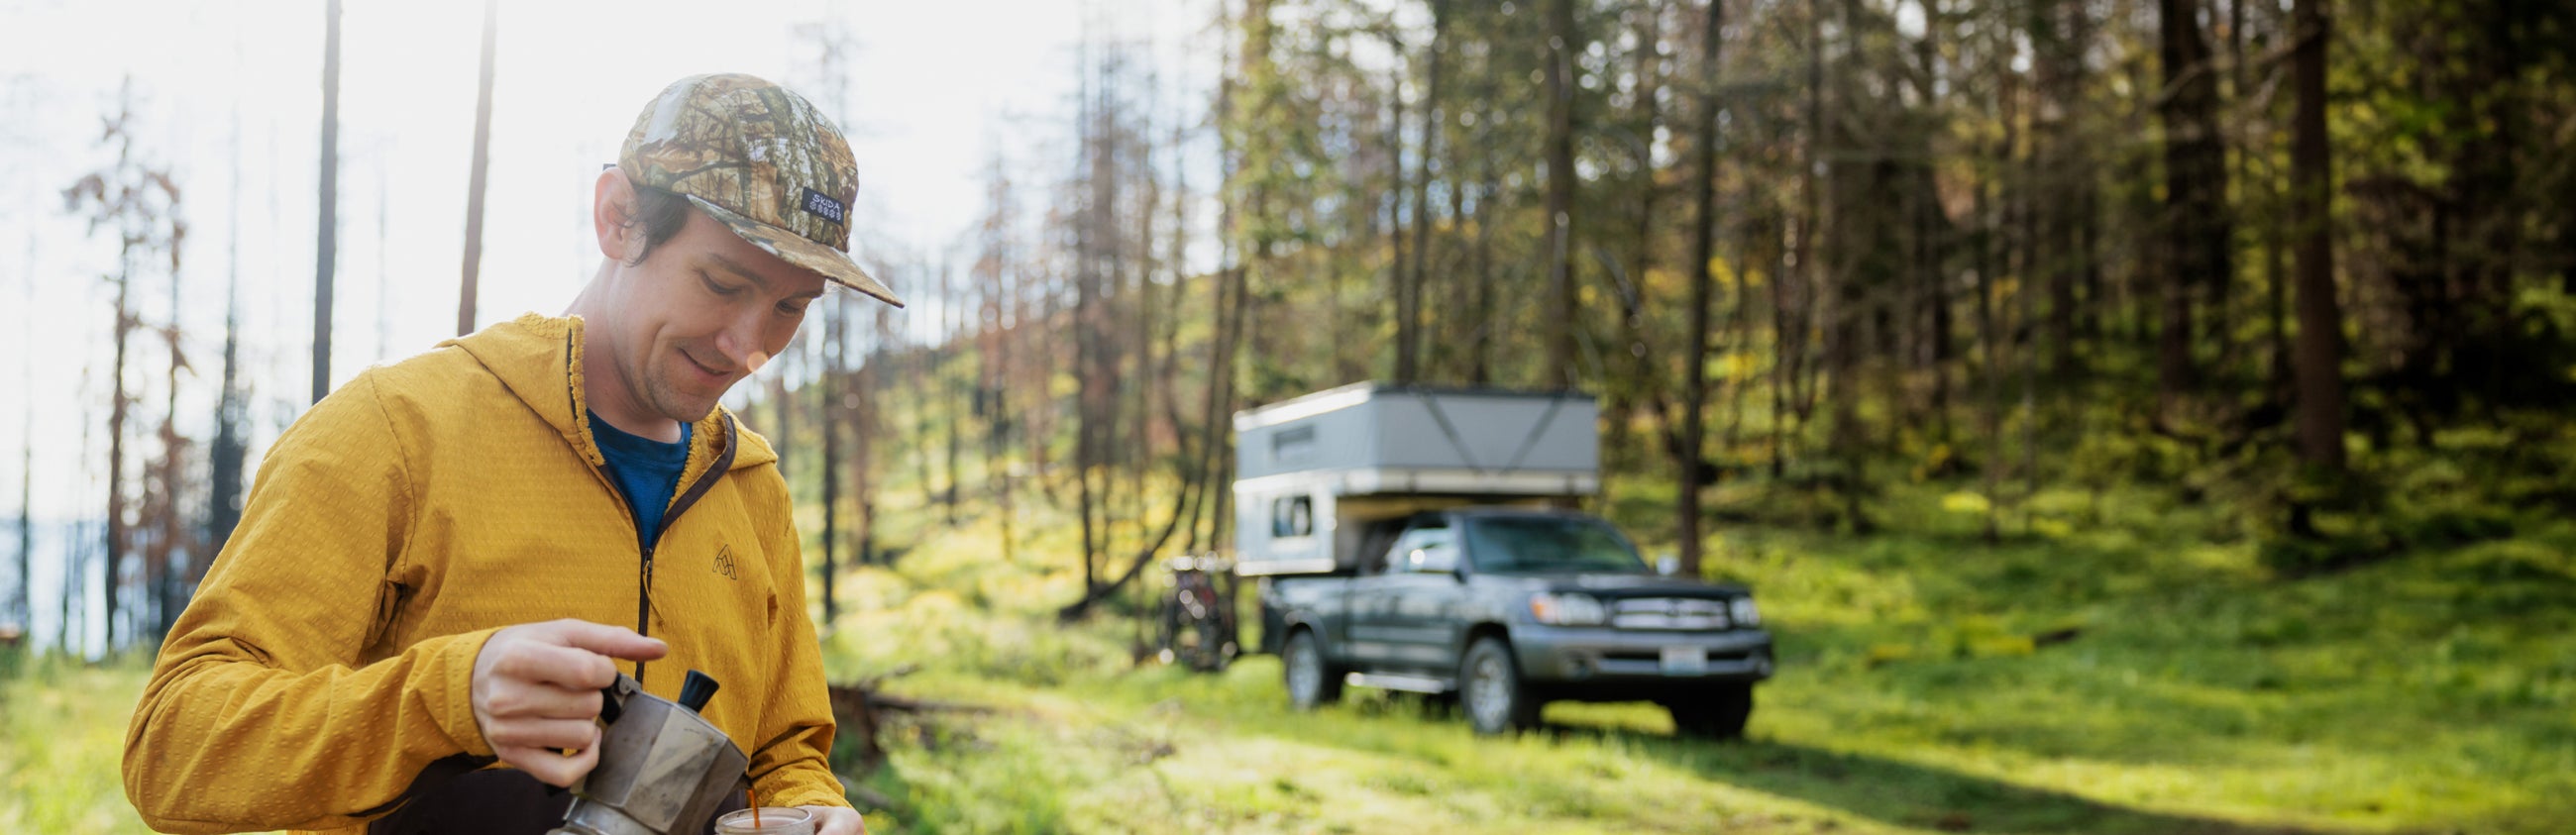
top-left (745, 0), bottom-right (2576, 621)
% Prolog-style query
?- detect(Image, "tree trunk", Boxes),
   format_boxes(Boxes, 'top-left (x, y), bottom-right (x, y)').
top-left (2039, 3), bottom-right (2091, 381)
top-left (819, 299), bottom-right (841, 626)
top-left (979, 155), bottom-right (1018, 565)
top-left (2157, 0), bottom-right (2231, 420)
top-left (1544, 0), bottom-right (1579, 389)
top-left (89, 86), bottom-right (147, 653)
top-left (1678, 0), bottom-right (1722, 576)
top-left (2290, 0), bottom-right (2345, 471)
top-left (151, 196), bottom-right (191, 643)
top-left (913, 320), bottom-right (936, 516)
top-left (19, 235), bottom-right (37, 630)
top-left (1469, 95), bottom-right (1498, 386)
top-left (209, 145), bottom-right (246, 586)
top-left (1616, 0), bottom-right (1670, 478)
top-left (941, 263), bottom-right (961, 526)
top-left (105, 226), bottom-right (132, 653)
top-left (1976, 133), bottom-right (2001, 544)
top-left (860, 307), bottom-right (886, 570)
top-left (313, 0), bottom-right (342, 404)
top-left (1387, 39), bottom-right (1414, 384)
top-left (1778, 0), bottom-right (1828, 481)
top-left (1402, 3), bottom-right (1447, 385)
top-left (458, 0), bottom-right (496, 337)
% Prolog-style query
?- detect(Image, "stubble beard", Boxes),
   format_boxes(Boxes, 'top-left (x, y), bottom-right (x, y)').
top-left (645, 345), bottom-right (727, 425)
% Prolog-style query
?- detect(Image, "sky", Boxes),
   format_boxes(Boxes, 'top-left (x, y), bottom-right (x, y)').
top-left (0, 0), bottom-right (1223, 647)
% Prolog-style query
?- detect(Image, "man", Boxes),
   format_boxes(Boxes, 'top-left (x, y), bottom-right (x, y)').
top-left (122, 73), bottom-right (897, 835)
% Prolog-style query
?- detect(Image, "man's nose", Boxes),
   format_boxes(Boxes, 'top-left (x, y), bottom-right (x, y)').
top-left (712, 308), bottom-right (769, 372)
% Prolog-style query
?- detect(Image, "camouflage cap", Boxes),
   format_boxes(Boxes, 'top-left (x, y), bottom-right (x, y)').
top-left (619, 73), bottom-right (903, 308)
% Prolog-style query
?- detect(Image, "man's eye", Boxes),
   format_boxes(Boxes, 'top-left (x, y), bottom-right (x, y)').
top-left (701, 274), bottom-right (741, 296)
top-left (777, 300), bottom-right (807, 316)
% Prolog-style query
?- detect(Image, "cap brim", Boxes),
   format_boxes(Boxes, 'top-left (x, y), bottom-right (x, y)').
top-left (686, 195), bottom-right (905, 308)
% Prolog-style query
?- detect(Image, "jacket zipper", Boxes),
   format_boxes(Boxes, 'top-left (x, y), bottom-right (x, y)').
top-left (589, 412), bottom-right (740, 688)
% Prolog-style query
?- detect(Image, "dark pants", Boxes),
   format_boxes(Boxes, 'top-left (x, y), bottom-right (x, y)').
top-left (366, 760), bottom-right (747, 835)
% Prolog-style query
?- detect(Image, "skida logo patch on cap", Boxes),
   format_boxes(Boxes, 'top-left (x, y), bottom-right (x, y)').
top-left (802, 187), bottom-right (847, 225)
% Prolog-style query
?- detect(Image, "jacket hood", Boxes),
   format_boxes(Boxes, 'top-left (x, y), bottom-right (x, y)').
top-left (440, 313), bottom-right (779, 472)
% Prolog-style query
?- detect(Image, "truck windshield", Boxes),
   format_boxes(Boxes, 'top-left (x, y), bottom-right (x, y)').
top-left (1464, 516), bottom-right (1648, 574)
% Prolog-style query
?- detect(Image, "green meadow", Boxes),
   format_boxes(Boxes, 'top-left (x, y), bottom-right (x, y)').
top-left (10, 472), bottom-right (2573, 834)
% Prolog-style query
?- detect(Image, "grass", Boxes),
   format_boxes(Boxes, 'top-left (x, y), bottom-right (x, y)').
top-left (816, 471), bottom-right (2576, 834)
top-left (1687, 484), bottom-right (2576, 834)
top-left (0, 653), bottom-right (157, 834)
top-left (8, 468), bottom-right (2574, 833)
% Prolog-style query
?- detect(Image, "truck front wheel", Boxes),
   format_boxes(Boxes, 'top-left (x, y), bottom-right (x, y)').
top-left (1460, 637), bottom-right (1542, 735)
top-left (1284, 629), bottom-right (1342, 710)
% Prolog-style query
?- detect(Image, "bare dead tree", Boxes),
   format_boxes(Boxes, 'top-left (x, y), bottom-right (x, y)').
top-left (207, 98), bottom-right (247, 589)
top-left (457, 0), bottom-right (497, 337)
top-left (62, 79), bottom-right (182, 653)
top-left (313, 0), bottom-right (342, 403)
top-left (17, 226), bottom-right (35, 631)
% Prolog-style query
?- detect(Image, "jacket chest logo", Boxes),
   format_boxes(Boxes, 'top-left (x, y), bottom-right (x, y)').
top-left (711, 544), bottom-right (738, 579)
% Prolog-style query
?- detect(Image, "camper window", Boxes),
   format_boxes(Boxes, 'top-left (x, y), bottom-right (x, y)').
top-left (1272, 425), bottom-right (1318, 464)
top-left (1271, 495), bottom-right (1315, 539)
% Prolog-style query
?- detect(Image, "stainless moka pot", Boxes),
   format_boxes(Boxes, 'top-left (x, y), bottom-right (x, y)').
top-left (549, 671), bottom-right (750, 835)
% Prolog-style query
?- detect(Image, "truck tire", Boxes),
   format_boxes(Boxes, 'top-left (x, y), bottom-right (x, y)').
top-left (1284, 629), bottom-right (1342, 710)
top-left (1666, 682), bottom-right (1754, 740)
top-left (1460, 637), bottom-right (1542, 735)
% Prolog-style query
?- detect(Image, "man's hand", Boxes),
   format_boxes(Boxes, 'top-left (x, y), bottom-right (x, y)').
top-left (799, 805), bottom-right (866, 835)
top-left (470, 619), bottom-right (668, 786)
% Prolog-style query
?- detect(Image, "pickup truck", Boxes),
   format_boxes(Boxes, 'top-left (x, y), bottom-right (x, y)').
top-left (1259, 506), bottom-right (1773, 737)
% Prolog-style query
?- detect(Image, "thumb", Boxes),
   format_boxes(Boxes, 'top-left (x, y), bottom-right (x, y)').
top-left (543, 618), bottom-right (670, 662)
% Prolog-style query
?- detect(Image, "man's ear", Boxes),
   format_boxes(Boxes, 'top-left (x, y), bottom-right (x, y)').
top-left (593, 168), bottom-right (641, 263)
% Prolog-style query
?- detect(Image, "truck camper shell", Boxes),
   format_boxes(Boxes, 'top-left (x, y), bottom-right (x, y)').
top-left (1232, 382), bottom-right (1598, 576)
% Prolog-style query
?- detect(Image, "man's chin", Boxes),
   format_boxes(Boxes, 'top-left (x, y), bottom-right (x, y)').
top-left (673, 398), bottom-right (721, 424)
top-left (646, 386), bottom-right (723, 426)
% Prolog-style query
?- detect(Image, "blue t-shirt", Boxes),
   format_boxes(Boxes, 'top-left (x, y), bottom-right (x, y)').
top-left (588, 411), bottom-right (693, 547)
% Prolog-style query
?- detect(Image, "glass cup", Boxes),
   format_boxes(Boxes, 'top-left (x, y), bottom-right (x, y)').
top-left (713, 806), bottom-right (815, 835)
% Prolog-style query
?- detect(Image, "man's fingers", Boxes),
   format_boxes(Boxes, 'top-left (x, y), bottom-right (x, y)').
top-left (481, 681), bottom-right (602, 720)
top-left (485, 717), bottom-right (600, 752)
top-left (540, 619), bottom-right (669, 663)
top-left (492, 641), bottom-right (622, 691)
top-left (496, 742), bottom-right (598, 788)
top-left (802, 805), bottom-right (867, 835)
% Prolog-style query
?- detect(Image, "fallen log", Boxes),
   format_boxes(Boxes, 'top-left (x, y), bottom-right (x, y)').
top-left (825, 665), bottom-right (990, 776)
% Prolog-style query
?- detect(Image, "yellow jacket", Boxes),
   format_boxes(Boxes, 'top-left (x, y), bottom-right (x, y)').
top-left (124, 313), bottom-right (845, 833)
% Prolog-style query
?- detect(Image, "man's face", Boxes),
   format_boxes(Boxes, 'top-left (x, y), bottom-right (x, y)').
top-left (596, 207), bottom-right (825, 425)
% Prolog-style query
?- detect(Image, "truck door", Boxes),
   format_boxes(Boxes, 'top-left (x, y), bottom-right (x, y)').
top-left (1351, 522), bottom-right (1463, 673)
top-left (1389, 526), bottom-right (1470, 673)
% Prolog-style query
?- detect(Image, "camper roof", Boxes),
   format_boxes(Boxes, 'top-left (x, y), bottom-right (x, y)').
top-left (1234, 381), bottom-right (1591, 432)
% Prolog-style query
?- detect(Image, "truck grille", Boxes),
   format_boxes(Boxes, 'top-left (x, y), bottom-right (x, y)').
top-left (1609, 597), bottom-right (1731, 631)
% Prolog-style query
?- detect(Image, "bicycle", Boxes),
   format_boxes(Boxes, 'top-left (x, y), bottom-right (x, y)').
top-left (1154, 553), bottom-right (1237, 673)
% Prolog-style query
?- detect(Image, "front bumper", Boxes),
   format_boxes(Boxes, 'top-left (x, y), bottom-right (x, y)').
top-left (1510, 624), bottom-right (1773, 699)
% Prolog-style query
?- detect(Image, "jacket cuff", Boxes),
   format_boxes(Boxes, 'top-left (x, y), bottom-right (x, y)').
top-left (761, 769), bottom-right (853, 810)
top-left (427, 626), bottom-right (507, 759)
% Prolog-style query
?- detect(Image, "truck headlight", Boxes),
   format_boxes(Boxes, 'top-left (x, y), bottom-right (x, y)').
top-left (1530, 592), bottom-right (1607, 626)
top-left (1730, 597), bottom-right (1760, 627)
